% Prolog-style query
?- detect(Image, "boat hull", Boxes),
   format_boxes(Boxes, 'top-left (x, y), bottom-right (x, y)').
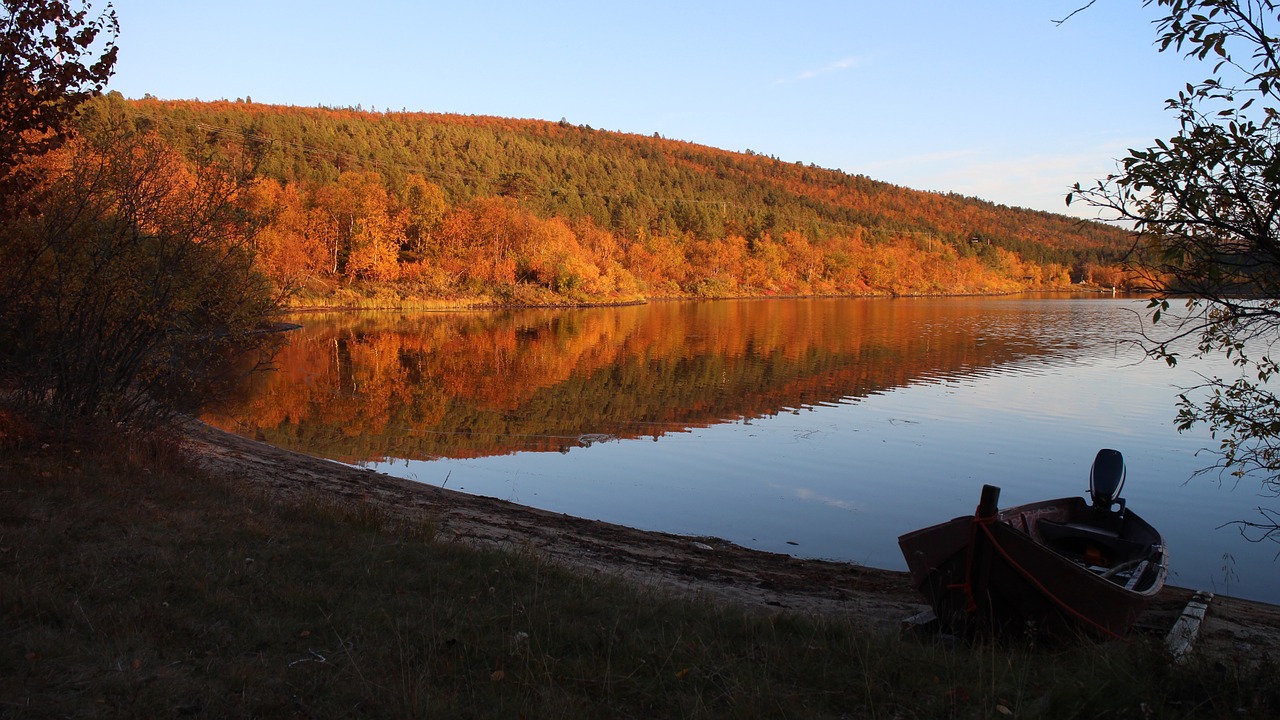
top-left (898, 492), bottom-right (1167, 638)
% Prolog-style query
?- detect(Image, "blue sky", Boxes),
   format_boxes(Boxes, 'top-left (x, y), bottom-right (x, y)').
top-left (103, 1), bottom-right (1195, 218)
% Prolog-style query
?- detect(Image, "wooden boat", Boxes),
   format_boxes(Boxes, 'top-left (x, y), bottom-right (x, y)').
top-left (897, 449), bottom-right (1168, 639)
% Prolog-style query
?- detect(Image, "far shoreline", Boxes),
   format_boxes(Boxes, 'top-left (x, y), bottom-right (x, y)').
top-left (274, 284), bottom-right (1135, 315)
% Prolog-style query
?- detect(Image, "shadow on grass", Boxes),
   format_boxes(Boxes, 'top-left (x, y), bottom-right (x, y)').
top-left (0, 421), bottom-right (1275, 718)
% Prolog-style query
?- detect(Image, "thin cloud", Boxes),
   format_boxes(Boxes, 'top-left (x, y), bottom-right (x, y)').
top-left (775, 56), bottom-right (866, 85)
top-left (855, 143), bottom-right (1135, 219)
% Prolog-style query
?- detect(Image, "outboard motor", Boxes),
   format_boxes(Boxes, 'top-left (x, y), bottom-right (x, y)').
top-left (1089, 448), bottom-right (1126, 513)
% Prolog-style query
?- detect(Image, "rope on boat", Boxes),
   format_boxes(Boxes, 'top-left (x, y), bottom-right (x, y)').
top-left (949, 512), bottom-right (1127, 640)
top-left (946, 513), bottom-right (988, 614)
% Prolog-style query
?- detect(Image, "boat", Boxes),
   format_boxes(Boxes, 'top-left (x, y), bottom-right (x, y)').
top-left (897, 449), bottom-right (1168, 639)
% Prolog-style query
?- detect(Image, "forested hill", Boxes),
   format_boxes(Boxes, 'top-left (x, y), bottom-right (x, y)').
top-left (104, 95), bottom-right (1134, 304)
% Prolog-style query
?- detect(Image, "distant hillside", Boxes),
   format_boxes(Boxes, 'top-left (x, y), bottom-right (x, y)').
top-left (92, 94), bottom-right (1135, 303)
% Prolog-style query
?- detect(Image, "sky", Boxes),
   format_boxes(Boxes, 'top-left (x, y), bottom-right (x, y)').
top-left (101, 1), bottom-right (1198, 219)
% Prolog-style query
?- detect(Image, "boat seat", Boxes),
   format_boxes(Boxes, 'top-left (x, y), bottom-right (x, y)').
top-left (1036, 518), bottom-right (1150, 567)
top-left (1123, 561), bottom-right (1150, 591)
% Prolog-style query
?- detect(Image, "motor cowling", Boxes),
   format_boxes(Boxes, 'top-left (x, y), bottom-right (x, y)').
top-left (1089, 448), bottom-right (1126, 512)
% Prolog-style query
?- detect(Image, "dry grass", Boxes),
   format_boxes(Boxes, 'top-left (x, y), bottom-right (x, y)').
top-left (1, 423), bottom-right (1276, 718)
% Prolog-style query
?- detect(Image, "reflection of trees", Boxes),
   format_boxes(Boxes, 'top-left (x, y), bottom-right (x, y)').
top-left (208, 301), bottom-right (1066, 462)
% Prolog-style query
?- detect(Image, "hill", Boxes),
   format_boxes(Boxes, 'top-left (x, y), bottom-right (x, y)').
top-left (96, 94), bottom-right (1135, 304)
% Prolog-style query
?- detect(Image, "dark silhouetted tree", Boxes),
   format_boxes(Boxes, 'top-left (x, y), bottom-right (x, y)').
top-left (0, 112), bottom-right (279, 429)
top-left (1069, 0), bottom-right (1280, 543)
top-left (0, 0), bottom-right (117, 198)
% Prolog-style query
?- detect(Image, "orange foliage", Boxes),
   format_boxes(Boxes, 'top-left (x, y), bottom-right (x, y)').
top-left (126, 99), bottom-right (1125, 301)
top-left (210, 299), bottom-right (1063, 462)
top-left (314, 171), bottom-right (405, 281)
top-left (624, 231), bottom-right (691, 295)
top-left (435, 197), bottom-right (520, 286)
top-left (245, 178), bottom-right (333, 289)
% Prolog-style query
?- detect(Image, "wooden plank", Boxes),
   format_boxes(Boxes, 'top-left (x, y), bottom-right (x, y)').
top-left (902, 607), bottom-right (937, 632)
top-left (1166, 591), bottom-right (1214, 661)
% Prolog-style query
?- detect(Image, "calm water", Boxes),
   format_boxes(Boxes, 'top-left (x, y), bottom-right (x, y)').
top-left (210, 296), bottom-right (1280, 603)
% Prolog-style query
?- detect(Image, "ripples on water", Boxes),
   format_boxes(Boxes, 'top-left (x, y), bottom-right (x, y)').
top-left (210, 296), bottom-right (1279, 603)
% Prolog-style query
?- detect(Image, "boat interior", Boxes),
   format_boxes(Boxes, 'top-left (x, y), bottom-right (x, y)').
top-left (1031, 449), bottom-right (1163, 592)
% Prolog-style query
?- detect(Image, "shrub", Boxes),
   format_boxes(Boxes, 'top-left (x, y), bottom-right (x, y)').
top-left (0, 113), bottom-right (279, 430)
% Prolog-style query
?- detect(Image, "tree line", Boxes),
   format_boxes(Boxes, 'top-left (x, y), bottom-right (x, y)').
top-left (111, 94), bottom-right (1136, 304)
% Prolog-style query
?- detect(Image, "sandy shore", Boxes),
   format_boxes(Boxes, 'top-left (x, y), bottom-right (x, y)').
top-left (184, 422), bottom-right (1280, 661)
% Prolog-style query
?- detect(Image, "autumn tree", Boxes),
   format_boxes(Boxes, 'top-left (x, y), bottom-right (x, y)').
top-left (741, 233), bottom-right (791, 294)
top-left (517, 215), bottom-right (600, 296)
top-left (315, 171), bottom-right (405, 281)
top-left (435, 197), bottom-right (524, 287)
top-left (1068, 0), bottom-right (1280, 541)
top-left (687, 234), bottom-right (747, 296)
top-left (0, 0), bottom-right (117, 197)
top-left (0, 113), bottom-right (278, 429)
top-left (399, 173), bottom-right (449, 261)
top-left (624, 231), bottom-right (690, 295)
top-left (244, 177), bottom-right (333, 291)
top-left (570, 217), bottom-right (641, 297)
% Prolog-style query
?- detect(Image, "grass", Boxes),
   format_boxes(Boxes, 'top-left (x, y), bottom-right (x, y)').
top-left (276, 280), bottom-right (648, 312)
top-left (279, 282), bottom-right (492, 311)
top-left (1, 422), bottom-right (1277, 718)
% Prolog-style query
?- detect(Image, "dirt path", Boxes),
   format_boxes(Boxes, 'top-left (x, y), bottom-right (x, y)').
top-left (183, 422), bottom-right (1280, 659)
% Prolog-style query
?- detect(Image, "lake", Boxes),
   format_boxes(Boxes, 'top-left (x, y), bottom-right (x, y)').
top-left (208, 295), bottom-right (1280, 604)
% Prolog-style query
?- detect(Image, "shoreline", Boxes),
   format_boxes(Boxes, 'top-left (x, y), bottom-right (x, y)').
top-left (182, 420), bottom-right (922, 624)
top-left (184, 421), bottom-right (1280, 657)
top-left (274, 285), bottom-right (1125, 315)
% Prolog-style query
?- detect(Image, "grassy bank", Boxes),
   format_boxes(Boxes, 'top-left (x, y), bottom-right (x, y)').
top-left (276, 279), bottom-right (651, 313)
top-left (1, 426), bottom-right (1276, 718)
top-left (273, 282), bottom-right (1108, 314)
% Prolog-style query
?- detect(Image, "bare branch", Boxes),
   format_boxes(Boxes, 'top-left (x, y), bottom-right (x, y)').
top-left (1053, 0), bottom-right (1100, 26)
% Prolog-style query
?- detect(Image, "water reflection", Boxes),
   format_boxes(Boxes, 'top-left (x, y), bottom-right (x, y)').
top-left (209, 297), bottom-right (1280, 604)
top-left (210, 298), bottom-right (1107, 462)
